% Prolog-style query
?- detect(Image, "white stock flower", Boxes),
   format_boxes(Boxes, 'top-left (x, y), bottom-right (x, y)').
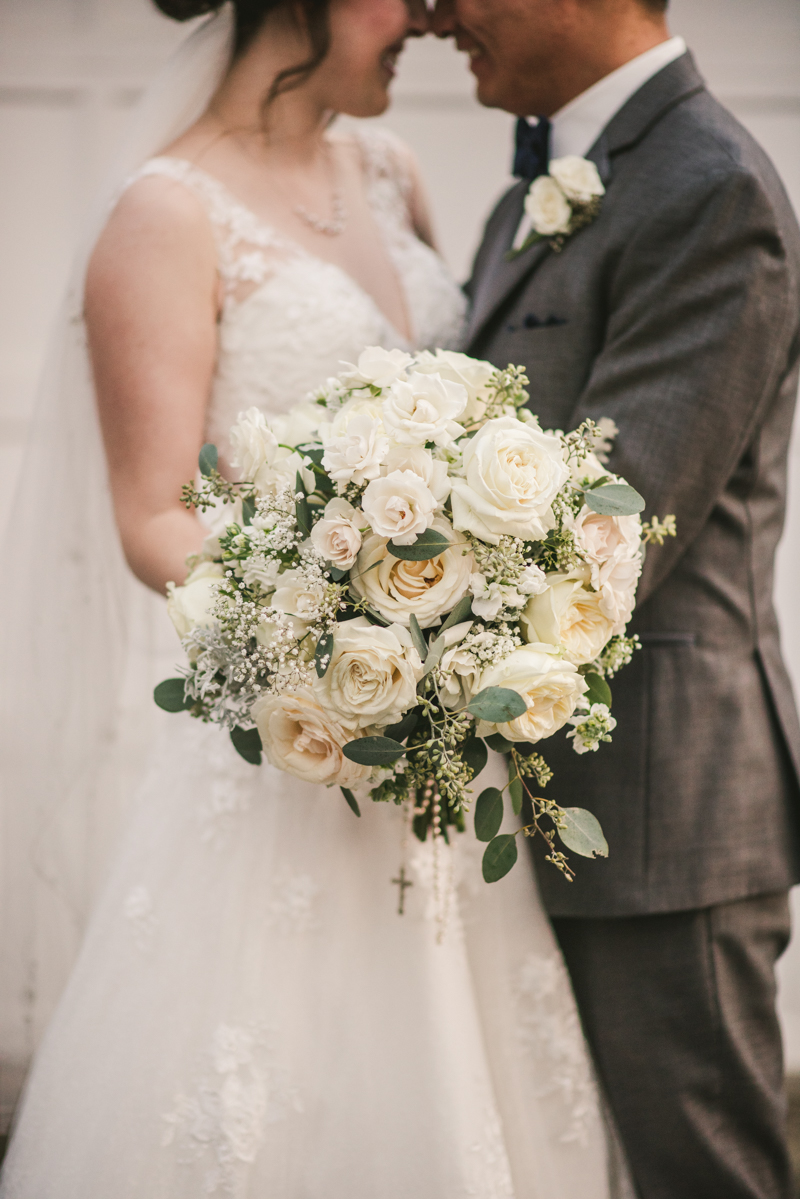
top-left (382, 371), bottom-right (467, 447)
top-left (166, 562), bottom-right (224, 639)
top-left (362, 470), bottom-right (437, 545)
top-left (549, 156), bottom-right (605, 204)
top-left (342, 346), bottom-right (413, 389)
top-left (319, 403), bottom-right (389, 486)
top-left (475, 645), bottom-right (587, 743)
top-left (350, 516), bottom-right (473, 628)
top-left (383, 444), bottom-right (450, 506)
top-left (310, 498), bottom-right (363, 570)
top-left (566, 702), bottom-right (617, 754)
top-left (469, 562), bottom-right (546, 621)
top-left (252, 689), bottom-right (371, 787)
top-left (520, 572), bottom-right (616, 666)
top-left (313, 617), bottom-right (423, 729)
top-left (450, 416), bottom-right (569, 545)
top-left (524, 175), bottom-right (572, 237)
top-left (413, 350), bottom-right (497, 424)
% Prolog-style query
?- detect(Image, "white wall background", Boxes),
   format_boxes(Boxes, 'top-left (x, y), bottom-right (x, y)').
top-left (1, 0), bottom-right (800, 1049)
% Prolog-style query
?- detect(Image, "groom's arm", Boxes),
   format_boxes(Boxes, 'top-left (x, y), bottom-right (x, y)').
top-left (570, 163), bottom-right (800, 606)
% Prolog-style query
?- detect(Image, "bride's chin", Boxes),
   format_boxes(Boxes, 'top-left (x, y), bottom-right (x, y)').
top-left (338, 83), bottom-right (392, 120)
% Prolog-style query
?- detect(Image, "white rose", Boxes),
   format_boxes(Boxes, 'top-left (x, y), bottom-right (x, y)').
top-left (383, 444), bottom-right (450, 506)
top-left (229, 407), bottom-right (278, 482)
top-left (319, 403), bottom-right (389, 486)
top-left (549, 155), bottom-right (605, 204)
top-left (252, 689), bottom-right (371, 787)
top-left (268, 401), bottom-right (320, 450)
top-left (596, 554), bottom-right (641, 632)
top-left (475, 645), bottom-right (587, 743)
top-left (520, 572), bottom-right (616, 665)
top-left (342, 346), bottom-right (413, 389)
top-left (313, 617), bottom-right (423, 729)
top-left (413, 350), bottom-right (497, 424)
top-left (310, 498), bottom-right (362, 569)
top-left (568, 448), bottom-right (608, 487)
top-left (166, 561), bottom-right (224, 640)
top-left (362, 470), bottom-right (437, 545)
top-left (524, 175), bottom-right (572, 237)
top-left (382, 371), bottom-right (467, 448)
top-left (350, 516), bottom-right (473, 628)
top-left (450, 416), bottom-right (569, 545)
top-left (575, 506), bottom-right (642, 584)
top-left (270, 568), bottom-right (325, 625)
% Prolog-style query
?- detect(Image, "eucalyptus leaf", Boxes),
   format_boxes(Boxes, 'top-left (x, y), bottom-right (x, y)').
top-left (328, 565), bottom-right (348, 582)
top-left (388, 527), bottom-right (450, 561)
top-left (468, 686), bottom-right (528, 724)
top-left (583, 671), bottom-right (612, 708)
top-left (423, 636), bottom-right (446, 678)
top-left (343, 736), bottom-right (406, 766)
top-left (557, 807), bottom-right (609, 859)
top-left (341, 787), bottom-right (361, 818)
top-left (583, 483), bottom-right (645, 517)
top-left (408, 613), bottom-right (428, 661)
top-left (482, 834), bottom-right (519, 883)
top-left (438, 596), bottom-right (474, 637)
top-left (474, 787), bottom-right (504, 842)
top-left (484, 732), bottom-right (515, 754)
top-left (314, 631), bottom-right (334, 678)
top-left (361, 605), bottom-right (391, 627)
top-left (230, 725), bottom-right (262, 766)
top-left (384, 710), bottom-right (419, 743)
top-left (153, 678), bottom-right (192, 713)
top-left (241, 496), bottom-right (256, 526)
top-left (295, 471), bottom-right (311, 538)
top-left (508, 765), bottom-right (524, 816)
top-left (461, 735), bottom-right (488, 779)
top-left (198, 443), bottom-right (218, 477)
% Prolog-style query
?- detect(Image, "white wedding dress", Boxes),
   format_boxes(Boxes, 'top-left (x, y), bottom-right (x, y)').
top-left (0, 128), bottom-right (622, 1199)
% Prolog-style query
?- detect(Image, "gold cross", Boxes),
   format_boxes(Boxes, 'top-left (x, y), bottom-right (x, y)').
top-left (391, 866), bottom-right (413, 915)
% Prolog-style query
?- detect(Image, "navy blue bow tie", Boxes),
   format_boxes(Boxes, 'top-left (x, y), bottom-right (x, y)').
top-left (513, 116), bottom-right (551, 181)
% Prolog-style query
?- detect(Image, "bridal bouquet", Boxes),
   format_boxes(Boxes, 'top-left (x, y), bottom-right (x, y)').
top-left (158, 348), bottom-right (671, 882)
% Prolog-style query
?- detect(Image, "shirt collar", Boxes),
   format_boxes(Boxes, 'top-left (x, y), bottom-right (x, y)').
top-left (550, 35), bottom-right (687, 160)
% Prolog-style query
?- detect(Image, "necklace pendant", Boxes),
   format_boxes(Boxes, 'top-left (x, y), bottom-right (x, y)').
top-left (293, 190), bottom-right (348, 237)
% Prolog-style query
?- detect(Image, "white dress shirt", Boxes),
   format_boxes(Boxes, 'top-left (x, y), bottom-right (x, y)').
top-left (512, 35), bottom-right (687, 248)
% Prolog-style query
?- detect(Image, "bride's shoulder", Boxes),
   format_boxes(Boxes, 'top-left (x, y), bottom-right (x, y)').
top-left (336, 124), bottom-right (416, 195)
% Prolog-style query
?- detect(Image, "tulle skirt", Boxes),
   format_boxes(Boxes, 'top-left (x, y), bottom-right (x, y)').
top-left (0, 718), bottom-right (619, 1198)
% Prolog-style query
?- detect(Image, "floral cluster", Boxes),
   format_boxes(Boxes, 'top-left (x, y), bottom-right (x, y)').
top-left (159, 348), bottom-right (673, 882)
top-left (514, 155), bottom-right (606, 256)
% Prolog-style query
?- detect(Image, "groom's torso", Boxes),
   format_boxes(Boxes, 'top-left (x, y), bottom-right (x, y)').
top-left (467, 53), bottom-right (800, 916)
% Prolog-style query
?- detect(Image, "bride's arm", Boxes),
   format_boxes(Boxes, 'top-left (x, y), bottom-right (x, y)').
top-left (85, 178), bottom-right (221, 596)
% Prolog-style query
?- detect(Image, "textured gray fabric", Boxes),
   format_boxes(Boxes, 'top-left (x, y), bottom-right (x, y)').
top-left (466, 52), bottom-right (800, 916)
top-left (552, 892), bottom-right (794, 1199)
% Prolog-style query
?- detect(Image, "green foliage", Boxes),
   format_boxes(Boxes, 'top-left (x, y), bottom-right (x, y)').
top-left (408, 613), bottom-right (428, 659)
top-left (583, 482), bottom-right (644, 517)
top-left (341, 787), bottom-right (361, 817)
top-left (230, 725), bottom-right (262, 766)
top-left (583, 671), bottom-right (612, 708)
top-left (484, 732), bottom-right (515, 754)
top-left (387, 527), bottom-right (451, 561)
top-left (557, 807), bottom-right (609, 858)
top-left (384, 710), bottom-right (420, 743)
top-left (508, 761), bottom-right (524, 815)
top-left (314, 631), bottom-right (334, 678)
top-left (295, 471), bottom-right (311, 538)
top-left (482, 833), bottom-right (518, 883)
top-left (438, 596), bottom-right (474, 636)
top-left (343, 736), bottom-right (406, 765)
top-left (468, 686), bottom-right (527, 723)
top-left (474, 787), bottom-right (504, 842)
top-left (460, 735), bottom-right (488, 779)
top-left (241, 496), bottom-right (256, 526)
top-left (154, 678), bottom-right (192, 713)
top-left (199, 443), bottom-right (218, 477)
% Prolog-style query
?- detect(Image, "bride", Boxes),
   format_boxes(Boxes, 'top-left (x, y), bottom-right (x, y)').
top-left (0, 2), bottom-right (627, 1195)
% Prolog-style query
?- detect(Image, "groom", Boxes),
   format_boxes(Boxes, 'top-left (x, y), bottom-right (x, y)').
top-left (433, 1), bottom-right (800, 1196)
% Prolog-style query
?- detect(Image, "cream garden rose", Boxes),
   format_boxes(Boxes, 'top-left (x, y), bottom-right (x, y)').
top-left (361, 470), bottom-right (437, 545)
top-left (450, 416), bottom-right (569, 544)
top-left (350, 516), bottom-right (473, 628)
top-left (520, 572), bottom-right (616, 665)
top-left (524, 175), bottom-right (572, 237)
top-left (413, 349), bottom-right (497, 425)
top-left (382, 372), bottom-right (466, 448)
top-left (313, 617), bottom-right (423, 729)
top-left (229, 407), bottom-right (313, 495)
top-left (310, 498), bottom-right (363, 569)
top-left (475, 645), bottom-right (588, 743)
top-left (166, 561), bottom-right (225, 640)
top-left (549, 155), bottom-right (604, 204)
top-left (343, 346), bottom-right (412, 389)
top-left (574, 506), bottom-right (642, 586)
top-left (252, 689), bottom-right (371, 787)
top-left (319, 399), bottom-right (389, 486)
top-left (382, 444), bottom-right (450, 506)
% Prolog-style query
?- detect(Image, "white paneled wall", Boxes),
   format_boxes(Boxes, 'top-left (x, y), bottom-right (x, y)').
top-left (2, 0), bottom-right (800, 1049)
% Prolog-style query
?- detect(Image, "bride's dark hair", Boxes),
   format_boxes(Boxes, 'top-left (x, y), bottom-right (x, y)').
top-left (153, 1), bottom-right (332, 102)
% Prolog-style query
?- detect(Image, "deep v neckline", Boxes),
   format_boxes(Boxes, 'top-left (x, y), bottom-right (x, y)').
top-left (158, 155), bottom-right (415, 347)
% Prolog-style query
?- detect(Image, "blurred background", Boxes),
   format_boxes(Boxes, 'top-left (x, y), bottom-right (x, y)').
top-left (0, 0), bottom-right (799, 1169)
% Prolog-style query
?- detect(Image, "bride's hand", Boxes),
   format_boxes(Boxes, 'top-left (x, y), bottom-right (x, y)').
top-left (86, 175), bottom-right (222, 595)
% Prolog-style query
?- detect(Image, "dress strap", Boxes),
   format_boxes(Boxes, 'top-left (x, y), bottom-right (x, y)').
top-left (349, 127), bottom-right (414, 244)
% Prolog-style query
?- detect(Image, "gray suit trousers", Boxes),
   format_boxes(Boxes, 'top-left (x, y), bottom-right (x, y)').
top-left (553, 892), bottom-right (793, 1199)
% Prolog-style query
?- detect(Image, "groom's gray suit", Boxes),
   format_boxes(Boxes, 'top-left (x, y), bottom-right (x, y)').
top-left (466, 52), bottom-right (800, 1199)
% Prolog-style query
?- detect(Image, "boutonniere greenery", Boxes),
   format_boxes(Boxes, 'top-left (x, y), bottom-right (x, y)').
top-left (508, 156), bottom-right (605, 259)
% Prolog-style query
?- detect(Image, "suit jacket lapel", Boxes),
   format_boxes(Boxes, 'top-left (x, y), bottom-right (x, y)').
top-left (466, 51), bottom-right (706, 348)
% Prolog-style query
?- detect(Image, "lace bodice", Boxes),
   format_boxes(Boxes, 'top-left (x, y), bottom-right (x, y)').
top-left (126, 129), bottom-right (467, 450)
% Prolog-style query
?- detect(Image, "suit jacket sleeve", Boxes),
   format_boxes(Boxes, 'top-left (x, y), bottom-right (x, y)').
top-left (570, 164), bottom-right (797, 606)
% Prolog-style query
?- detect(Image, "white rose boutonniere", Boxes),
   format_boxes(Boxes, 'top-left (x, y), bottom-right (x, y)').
top-left (511, 155), bottom-right (605, 257)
